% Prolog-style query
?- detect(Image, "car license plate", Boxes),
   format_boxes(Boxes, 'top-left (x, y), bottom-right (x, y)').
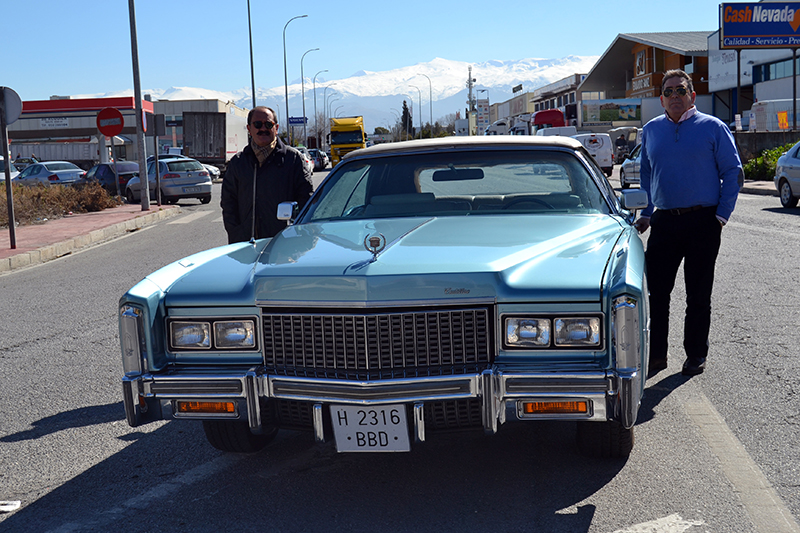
top-left (331, 404), bottom-right (410, 452)
top-left (183, 186), bottom-right (200, 193)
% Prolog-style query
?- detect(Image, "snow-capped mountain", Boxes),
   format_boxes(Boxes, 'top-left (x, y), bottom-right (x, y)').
top-left (119, 56), bottom-right (599, 133)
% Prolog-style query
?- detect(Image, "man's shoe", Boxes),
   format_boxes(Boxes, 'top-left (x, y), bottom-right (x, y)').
top-left (681, 357), bottom-right (706, 376)
top-left (647, 358), bottom-right (668, 379)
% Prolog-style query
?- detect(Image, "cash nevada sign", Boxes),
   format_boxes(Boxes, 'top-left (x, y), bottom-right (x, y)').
top-left (721, 2), bottom-right (800, 48)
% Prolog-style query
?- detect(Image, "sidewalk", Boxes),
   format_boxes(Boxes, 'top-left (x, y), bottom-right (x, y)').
top-left (0, 203), bottom-right (181, 273)
top-left (0, 180), bottom-right (778, 274)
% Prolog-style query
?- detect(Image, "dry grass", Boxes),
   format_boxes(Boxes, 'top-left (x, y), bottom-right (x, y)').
top-left (0, 182), bottom-right (121, 228)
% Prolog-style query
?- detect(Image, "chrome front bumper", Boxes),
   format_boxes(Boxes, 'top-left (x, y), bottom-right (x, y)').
top-left (122, 366), bottom-right (639, 441)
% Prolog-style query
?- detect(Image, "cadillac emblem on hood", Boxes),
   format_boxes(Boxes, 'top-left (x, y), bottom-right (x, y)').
top-left (364, 233), bottom-right (387, 258)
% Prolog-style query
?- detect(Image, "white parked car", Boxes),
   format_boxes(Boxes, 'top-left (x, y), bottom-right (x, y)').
top-left (0, 156), bottom-right (20, 183)
top-left (296, 146), bottom-right (315, 175)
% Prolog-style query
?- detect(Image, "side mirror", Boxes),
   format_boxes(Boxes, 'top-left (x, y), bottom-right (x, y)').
top-left (277, 201), bottom-right (298, 223)
top-left (619, 189), bottom-right (648, 211)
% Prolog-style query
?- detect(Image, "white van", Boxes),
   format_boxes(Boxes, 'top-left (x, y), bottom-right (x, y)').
top-left (535, 126), bottom-right (578, 137)
top-left (572, 133), bottom-right (614, 177)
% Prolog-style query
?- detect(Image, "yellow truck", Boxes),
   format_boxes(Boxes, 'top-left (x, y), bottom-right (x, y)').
top-left (329, 116), bottom-right (367, 167)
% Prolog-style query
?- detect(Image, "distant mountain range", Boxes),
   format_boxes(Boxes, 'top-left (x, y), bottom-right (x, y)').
top-left (98, 56), bottom-right (599, 134)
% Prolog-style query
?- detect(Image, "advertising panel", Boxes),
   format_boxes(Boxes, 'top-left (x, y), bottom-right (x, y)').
top-left (581, 99), bottom-right (642, 126)
top-left (721, 2), bottom-right (800, 48)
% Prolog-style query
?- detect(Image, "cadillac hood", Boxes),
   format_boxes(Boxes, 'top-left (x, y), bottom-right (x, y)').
top-left (157, 215), bottom-right (628, 307)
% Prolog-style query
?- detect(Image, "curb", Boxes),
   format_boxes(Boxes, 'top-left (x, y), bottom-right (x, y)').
top-left (1, 206), bottom-right (182, 274)
top-left (741, 183), bottom-right (777, 196)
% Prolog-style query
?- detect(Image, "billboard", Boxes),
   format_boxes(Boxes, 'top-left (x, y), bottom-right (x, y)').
top-left (581, 99), bottom-right (642, 126)
top-left (721, 2), bottom-right (800, 48)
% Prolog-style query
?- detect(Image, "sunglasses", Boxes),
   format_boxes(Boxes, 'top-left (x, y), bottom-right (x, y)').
top-left (251, 120), bottom-right (275, 130)
top-left (662, 87), bottom-right (689, 98)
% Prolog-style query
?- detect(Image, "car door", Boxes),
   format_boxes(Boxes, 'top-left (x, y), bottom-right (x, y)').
top-left (629, 144), bottom-right (642, 179)
top-left (17, 164), bottom-right (43, 185)
top-left (781, 143), bottom-right (800, 192)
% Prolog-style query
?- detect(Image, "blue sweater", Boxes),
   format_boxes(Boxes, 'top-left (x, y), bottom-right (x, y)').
top-left (640, 110), bottom-right (741, 220)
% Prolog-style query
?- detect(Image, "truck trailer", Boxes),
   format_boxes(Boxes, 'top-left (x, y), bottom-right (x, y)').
top-left (181, 111), bottom-right (248, 176)
top-left (10, 141), bottom-right (101, 170)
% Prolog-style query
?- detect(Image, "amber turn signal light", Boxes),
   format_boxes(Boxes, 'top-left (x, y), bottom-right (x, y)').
top-left (522, 400), bottom-right (588, 415)
top-left (176, 401), bottom-right (235, 414)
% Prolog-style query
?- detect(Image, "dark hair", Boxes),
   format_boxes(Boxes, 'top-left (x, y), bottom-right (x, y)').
top-left (661, 69), bottom-right (694, 93)
top-left (247, 106), bottom-right (276, 125)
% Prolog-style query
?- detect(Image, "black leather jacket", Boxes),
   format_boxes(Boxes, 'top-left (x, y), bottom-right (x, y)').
top-left (221, 138), bottom-right (313, 244)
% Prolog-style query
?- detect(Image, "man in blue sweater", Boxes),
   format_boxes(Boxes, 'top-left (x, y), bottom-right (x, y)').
top-left (634, 69), bottom-right (742, 378)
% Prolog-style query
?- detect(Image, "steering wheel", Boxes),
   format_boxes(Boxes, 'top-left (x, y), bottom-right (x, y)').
top-left (502, 197), bottom-right (555, 210)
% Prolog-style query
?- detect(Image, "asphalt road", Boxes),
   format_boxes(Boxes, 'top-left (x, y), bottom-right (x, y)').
top-left (1, 172), bottom-right (799, 532)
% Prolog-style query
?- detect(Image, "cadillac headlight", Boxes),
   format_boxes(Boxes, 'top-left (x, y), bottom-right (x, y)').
top-left (554, 317), bottom-right (601, 347)
top-left (168, 317), bottom-right (258, 351)
top-left (506, 318), bottom-right (550, 347)
top-left (171, 321), bottom-right (211, 349)
top-left (214, 320), bottom-right (255, 349)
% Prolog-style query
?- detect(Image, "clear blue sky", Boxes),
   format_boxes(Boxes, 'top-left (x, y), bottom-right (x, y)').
top-left (3, 0), bottom-right (726, 102)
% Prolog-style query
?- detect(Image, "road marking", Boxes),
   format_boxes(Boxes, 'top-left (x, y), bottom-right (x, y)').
top-left (168, 211), bottom-right (213, 224)
top-left (609, 513), bottom-right (703, 533)
top-left (685, 393), bottom-right (800, 533)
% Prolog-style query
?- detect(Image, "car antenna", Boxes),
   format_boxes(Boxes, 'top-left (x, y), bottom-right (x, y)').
top-left (249, 163), bottom-right (257, 245)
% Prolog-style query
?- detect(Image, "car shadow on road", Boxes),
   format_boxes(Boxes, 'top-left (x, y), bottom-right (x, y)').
top-left (762, 206), bottom-right (800, 217)
top-left (0, 402), bottom-right (124, 443)
top-left (0, 412), bottom-right (626, 532)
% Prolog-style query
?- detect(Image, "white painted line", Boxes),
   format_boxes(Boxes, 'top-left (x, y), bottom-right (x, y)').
top-left (168, 211), bottom-right (213, 224)
top-left (685, 393), bottom-right (800, 533)
top-left (609, 513), bottom-right (703, 533)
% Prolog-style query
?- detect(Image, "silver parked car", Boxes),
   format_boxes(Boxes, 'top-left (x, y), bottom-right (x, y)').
top-left (15, 161), bottom-right (86, 187)
top-left (774, 140), bottom-right (800, 208)
top-left (619, 143), bottom-right (642, 189)
top-left (125, 157), bottom-right (212, 205)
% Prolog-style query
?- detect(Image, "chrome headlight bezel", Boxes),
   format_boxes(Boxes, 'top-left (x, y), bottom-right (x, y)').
top-left (167, 317), bottom-right (259, 351)
top-left (503, 315), bottom-right (603, 350)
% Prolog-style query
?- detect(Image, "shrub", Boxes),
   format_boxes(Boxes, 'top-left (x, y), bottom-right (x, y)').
top-left (0, 181), bottom-right (121, 228)
top-left (743, 142), bottom-right (796, 181)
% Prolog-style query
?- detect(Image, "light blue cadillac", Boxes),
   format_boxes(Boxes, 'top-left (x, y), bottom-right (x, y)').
top-left (119, 136), bottom-right (650, 458)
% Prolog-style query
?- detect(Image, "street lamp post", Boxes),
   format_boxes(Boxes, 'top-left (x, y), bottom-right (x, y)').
top-left (420, 73), bottom-right (432, 137)
top-left (300, 48), bottom-right (319, 147)
top-left (313, 69), bottom-right (327, 149)
top-left (409, 85), bottom-right (421, 138)
top-left (334, 105), bottom-right (344, 117)
top-left (247, 0), bottom-right (256, 107)
top-left (283, 14), bottom-right (307, 145)
top-left (322, 83), bottom-right (336, 149)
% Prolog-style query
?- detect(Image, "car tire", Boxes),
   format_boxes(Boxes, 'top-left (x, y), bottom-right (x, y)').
top-left (200, 196), bottom-right (211, 204)
top-left (620, 170), bottom-right (630, 189)
top-left (780, 179), bottom-right (798, 208)
top-left (576, 420), bottom-right (634, 458)
top-left (202, 420), bottom-right (278, 453)
top-left (126, 189), bottom-right (136, 204)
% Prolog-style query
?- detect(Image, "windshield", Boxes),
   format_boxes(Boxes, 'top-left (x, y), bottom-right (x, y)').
top-left (300, 149), bottom-right (611, 222)
top-left (330, 130), bottom-right (364, 145)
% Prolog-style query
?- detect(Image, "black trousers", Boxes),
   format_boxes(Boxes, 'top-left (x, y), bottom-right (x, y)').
top-left (645, 206), bottom-right (722, 362)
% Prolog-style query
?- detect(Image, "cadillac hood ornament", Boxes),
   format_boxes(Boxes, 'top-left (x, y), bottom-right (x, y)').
top-left (364, 233), bottom-right (387, 259)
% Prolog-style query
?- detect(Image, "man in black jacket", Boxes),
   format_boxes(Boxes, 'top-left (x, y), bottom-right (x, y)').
top-left (221, 106), bottom-right (313, 244)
